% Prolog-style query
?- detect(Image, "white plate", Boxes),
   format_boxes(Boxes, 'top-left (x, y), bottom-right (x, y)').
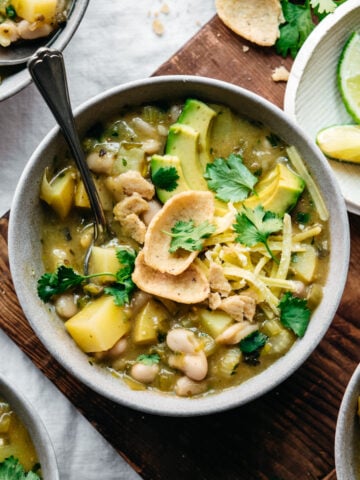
top-left (284, 0), bottom-right (360, 215)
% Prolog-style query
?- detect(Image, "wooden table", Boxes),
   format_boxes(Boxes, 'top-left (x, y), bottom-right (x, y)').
top-left (0, 16), bottom-right (357, 480)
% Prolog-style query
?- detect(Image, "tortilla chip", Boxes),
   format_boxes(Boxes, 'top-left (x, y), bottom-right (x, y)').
top-left (216, 0), bottom-right (284, 47)
top-left (132, 251), bottom-right (210, 304)
top-left (143, 191), bottom-right (215, 275)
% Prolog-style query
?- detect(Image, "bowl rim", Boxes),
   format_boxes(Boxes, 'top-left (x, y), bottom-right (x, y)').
top-left (0, 0), bottom-right (90, 103)
top-left (8, 74), bottom-right (351, 416)
top-left (335, 363), bottom-right (360, 480)
top-left (0, 373), bottom-right (59, 478)
top-left (284, 0), bottom-right (360, 215)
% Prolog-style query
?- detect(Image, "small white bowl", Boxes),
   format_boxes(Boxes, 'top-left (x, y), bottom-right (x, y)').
top-left (284, 0), bottom-right (360, 215)
top-left (335, 363), bottom-right (360, 480)
top-left (0, 0), bottom-right (89, 102)
top-left (8, 75), bottom-right (350, 416)
top-left (0, 373), bottom-right (59, 479)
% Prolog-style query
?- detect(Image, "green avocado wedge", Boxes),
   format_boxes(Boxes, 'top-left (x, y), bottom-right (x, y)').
top-left (150, 154), bottom-right (190, 203)
top-left (176, 98), bottom-right (217, 170)
top-left (165, 123), bottom-right (209, 191)
top-left (241, 163), bottom-right (305, 216)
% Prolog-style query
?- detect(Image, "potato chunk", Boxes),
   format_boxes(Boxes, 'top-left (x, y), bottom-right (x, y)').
top-left (40, 167), bottom-right (75, 219)
top-left (88, 247), bottom-right (119, 284)
top-left (12, 0), bottom-right (57, 23)
top-left (132, 299), bottom-right (168, 345)
top-left (65, 296), bottom-right (130, 353)
top-left (198, 309), bottom-right (233, 339)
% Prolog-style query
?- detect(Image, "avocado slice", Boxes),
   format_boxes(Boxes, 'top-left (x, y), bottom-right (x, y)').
top-left (176, 98), bottom-right (217, 169)
top-left (150, 154), bottom-right (190, 203)
top-left (165, 123), bottom-right (209, 191)
top-left (242, 163), bottom-right (305, 215)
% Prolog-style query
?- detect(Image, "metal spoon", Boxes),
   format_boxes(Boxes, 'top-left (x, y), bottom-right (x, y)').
top-left (0, 0), bottom-right (89, 67)
top-left (28, 47), bottom-right (107, 273)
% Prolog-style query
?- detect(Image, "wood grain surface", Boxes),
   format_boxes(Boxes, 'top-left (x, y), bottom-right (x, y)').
top-left (0, 15), bottom-right (356, 480)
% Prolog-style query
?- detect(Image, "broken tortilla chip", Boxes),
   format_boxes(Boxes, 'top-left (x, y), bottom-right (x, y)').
top-left (132, 251), bottom-right (210, 304)
top-left (215, 0), bottom-right (284, 47)
top-left (143, 190), bottom-right (215, 275)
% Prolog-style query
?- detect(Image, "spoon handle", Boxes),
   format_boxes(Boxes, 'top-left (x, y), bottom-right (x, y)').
top-left (27, 47), bottom-right (107, 231)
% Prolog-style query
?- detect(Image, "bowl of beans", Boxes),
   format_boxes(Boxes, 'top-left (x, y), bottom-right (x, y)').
top-left (0, 0), bottom-right (89, 101)
top-left (8, 75), bottom-right (350, 415)
top-left (0, 373), bottom-right (59, 479)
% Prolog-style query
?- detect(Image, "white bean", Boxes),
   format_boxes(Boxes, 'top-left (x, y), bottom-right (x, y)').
top-left (106, 338), bottom-right (128, 358)
top-left (130, 362), bottom-right (159, 384)
top-left (55, 293), bottom-right (78, 319)
top-left (174, 376), bottom-right (208, 397)
top-left (166, 329), bottom-right (199, 354)
top-left (169, 351), bottom-right (208, 381)
top-left (142, 139), bottom-right (161, 154)
top-left (0, 20), bottom-right (19, 47)
top-left (131, 117), bottom-right (157, 137)
top-left (86, 151), bottom-right (114, 174)
top-left (17, 20), bottom-right (53, 40)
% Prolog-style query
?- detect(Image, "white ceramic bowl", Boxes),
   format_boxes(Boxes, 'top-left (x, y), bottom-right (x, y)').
top-left (284, 0), bottom-right (360, 215)
top-left (335, 363), bottom-right (360, 480)
top-left (8, 75), bottom-right (350, 416)
top-left (0, 373), bottom-right (59, 479)
top-left (0, 0), bottom-right (89, 102)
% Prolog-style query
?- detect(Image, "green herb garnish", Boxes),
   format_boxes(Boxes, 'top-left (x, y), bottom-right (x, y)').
top-left (5, 5), bottom-right (16, 18)
top-left (204, 153), bottom-right (258, 202)
top-left (279, 291), bottom-right (311, 337)
top-left (0, 456), bottom-right (41, 480)
top-left (136, 353), bottom-right (161, 365)
top-left (233, 205), bottom-right (283, 262)
top-left (37, 248), bottom-right (137, 306)
top-left (239, 331), bottom-right (268, 354)
top-left (163, 219), bottom-right (215, 253)
top-left (151, 166), bottom-right (179, 192)
top-left (276, 0), bottom-right (344, 58)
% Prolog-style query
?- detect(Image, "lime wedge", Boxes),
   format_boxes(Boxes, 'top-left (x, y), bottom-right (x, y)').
top-left (338, 32), bottom-right (360, 123)
top-left (316, 125), bottom-right (360, 163)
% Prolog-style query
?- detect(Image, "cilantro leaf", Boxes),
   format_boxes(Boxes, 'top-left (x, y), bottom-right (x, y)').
top-left (310, 0), bottom-right (337, 14)
top-left (37, 247), bottom-right (137, 306)
top-left (37, 265), bottom-right (84, 302)
top-left (0, 456), bottom-right (41, 480)
top-left (104, 277), bottom-right (136, 306)
top-left (239, 331), bottom-right (268, 354)
top-left (204, 153), bottom-right (258, 202)
top-left (233, 205), bottom-right (283, 262)
top-left (164, 219), bottom-right (215, 253)
top-left (151, 166), bottom-right (179, 192)
top-left (276, 1), bottom-right (315, 58)
top-left (279, 292), bottom-right (311, 337)
top-left (136, 353), bottom-right (160, 365)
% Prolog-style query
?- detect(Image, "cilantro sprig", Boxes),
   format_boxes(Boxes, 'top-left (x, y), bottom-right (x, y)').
top-left (37, 248), bottom-right (137, 306)
top-left (240, 331), bottom-right (268, 354)
top-left (163, 219), bottom-right (215, 253)
top-left (136, 353), bottom-right (161, 365)
top-left (276, 0), bottom-right (345, 58)
top-left (204, 153), bottom-right (258, 202)
top-left (279, 292), bottom-right (311, 338)
top-left (0, 456), bottom-right (41, 480)
top-left (239, 330), bottom-right (268, 366)
top-left (233, 205), bottom-right (283, 263)
top-left (151, 166), bottom-right (179, 192)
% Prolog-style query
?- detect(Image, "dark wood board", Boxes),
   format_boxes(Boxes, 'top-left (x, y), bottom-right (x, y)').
top-left (0, 15), bottom-right (356, 480)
